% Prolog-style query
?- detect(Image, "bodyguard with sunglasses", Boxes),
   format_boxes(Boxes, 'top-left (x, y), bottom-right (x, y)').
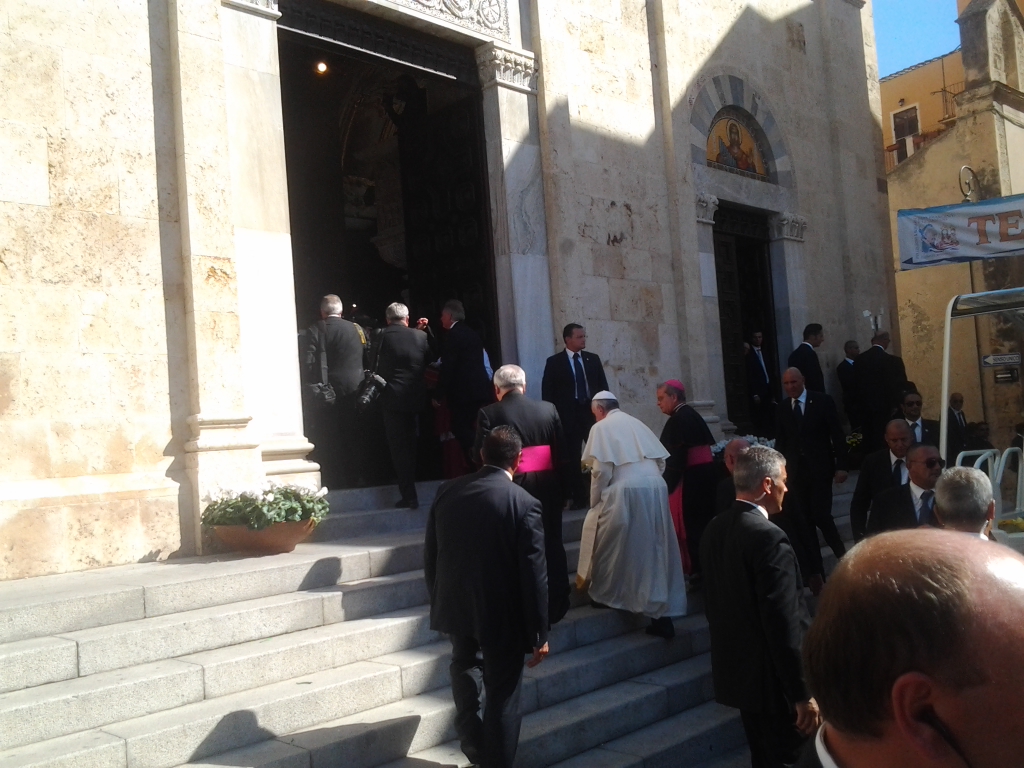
top-left (865, 444), bottom-right (944, 535)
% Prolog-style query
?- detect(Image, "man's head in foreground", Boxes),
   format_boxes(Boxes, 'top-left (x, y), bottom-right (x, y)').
top-left (804, 529), bottom-right (1024, 767)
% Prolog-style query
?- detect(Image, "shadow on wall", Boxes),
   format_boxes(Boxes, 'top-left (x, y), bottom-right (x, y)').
top-left (519, 1), bottom-right (886, 428)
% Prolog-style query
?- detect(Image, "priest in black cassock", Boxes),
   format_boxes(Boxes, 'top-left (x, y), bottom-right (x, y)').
top-left (657, 380), bottom-right (717, 581)
top-left (473, 364), bottom-right (571, 624)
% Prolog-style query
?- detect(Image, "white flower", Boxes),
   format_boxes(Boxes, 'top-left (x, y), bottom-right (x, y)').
top-left (316, 487), bottom-right (329, 498)
top-left (265, 493), bottom-right (275, 502)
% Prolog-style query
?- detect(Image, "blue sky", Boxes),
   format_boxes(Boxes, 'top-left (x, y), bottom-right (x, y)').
top-left (874, 0), bottom-right (961, 77)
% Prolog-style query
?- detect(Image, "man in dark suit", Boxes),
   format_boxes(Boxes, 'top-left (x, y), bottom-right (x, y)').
top-left (701, 446), bottom-right (820, 767)
top-left (425, 426), bottom-right (549, 768)
top-left (473, 365), bottom-right (571, 625)
top-left (866, 443), bottom-right (943, 535)
top-left (376, 302), bottom-right (432, 508)
top-left (439, 299), bottom-right (493, 462)
top-left (946, 391), bottom-right (968, 460)
top-left (835, 340), bottom-right (860, 429)
top-left (852, 331), bottom-right (908, 451)
top-left (900, 389), bottom-right (939, 447)
top-left (788, 323), bottom-right (826, 394)
top-left (849, 419), bottom-right (912, 541)
top-left (541, 323), bottom-right (609, 508)
top-left (775, 367), bottom-right (849, 563)
top-left (802, 531), bottom-right (1024, 768)
top-left (304, 294), bottom-right (367, 488)
top-left (746, 331), bottom-right (776, 437)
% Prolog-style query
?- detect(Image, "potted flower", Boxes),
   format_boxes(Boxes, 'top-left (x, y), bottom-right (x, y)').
top-left (201, 484), bottom-right (330, 554)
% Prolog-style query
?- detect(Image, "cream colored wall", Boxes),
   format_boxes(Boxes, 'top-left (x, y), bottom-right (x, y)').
top-left (533, 0), bottom-right (893, 427)
top-left (0, 0), bottom-right (184, 579)
top-left (880, 51), bottom-right (964, 146)
top-left (888, 108), bottom-right (1003, 425)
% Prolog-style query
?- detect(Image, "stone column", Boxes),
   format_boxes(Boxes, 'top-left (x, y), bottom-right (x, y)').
top-left (168, 0), bottom-right (263, 552)
top-left (768, 212), bottom-right (809, 367)
top-left (218, 0), bottom-right (318, 486)
top-left (476, 42), bottom-right (555, 399)
top-left (692, 191), bottom-right (731, 437)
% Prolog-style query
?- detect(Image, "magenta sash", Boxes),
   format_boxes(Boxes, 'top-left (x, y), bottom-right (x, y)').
top-left (517, 445), bottom-right (554, 474)
top-left (688, 445), bottom-right (713, 466)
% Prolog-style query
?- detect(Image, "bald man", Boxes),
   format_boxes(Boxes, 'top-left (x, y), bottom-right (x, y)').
top-left (801, 530), bottom-right (1024, 767)
top-left (849, 419), bottom-right (913, 542)
top-left (715, 438), bottom-right (751, 514)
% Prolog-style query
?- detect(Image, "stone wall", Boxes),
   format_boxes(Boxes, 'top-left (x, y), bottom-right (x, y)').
top-left (0, 0), bottom-right (185, 579)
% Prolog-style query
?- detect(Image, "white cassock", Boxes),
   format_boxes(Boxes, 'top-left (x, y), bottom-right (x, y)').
top-left (576, 409), bottom-right (687, 618)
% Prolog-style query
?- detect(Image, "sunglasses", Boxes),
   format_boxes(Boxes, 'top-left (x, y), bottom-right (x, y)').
top-left (913, 457), bottom-right (946, 469)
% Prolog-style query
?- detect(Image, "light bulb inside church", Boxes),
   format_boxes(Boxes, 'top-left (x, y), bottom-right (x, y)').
top-left (315, 61), bottom-right (328, 74)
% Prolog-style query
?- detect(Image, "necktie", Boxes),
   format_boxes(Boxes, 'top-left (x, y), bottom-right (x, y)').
top-left (913, 422), bottom-right (921, 442)
top-left (892, 458), bottom-right (904, 484)
top-left (920, 490), bottom-right (935, 526)
top-left (573, 353), bottom-right (587, 402)
top-left (958, 411), bottom-right (965, 428)
top-left (793, 399), bottom-right (803, 426)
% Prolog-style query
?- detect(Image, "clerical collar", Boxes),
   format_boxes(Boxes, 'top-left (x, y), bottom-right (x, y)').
top-left (485, 464), bottom-right (514, 481)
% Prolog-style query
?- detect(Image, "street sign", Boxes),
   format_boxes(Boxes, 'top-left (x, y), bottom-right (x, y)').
top-left (982, 353), bottom-right (1021, 367)
top-left (995, 369), bottom-right (1020, 384)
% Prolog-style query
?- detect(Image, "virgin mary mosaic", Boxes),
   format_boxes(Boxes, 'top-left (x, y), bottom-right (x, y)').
top-left (706, 117), bottom-right (768, 178)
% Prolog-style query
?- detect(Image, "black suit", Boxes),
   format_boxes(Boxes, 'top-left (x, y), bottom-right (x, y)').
top-left (788, 343), bottom-right (825, 394)
top-left (836, 359), bottom-right (859, 428)
top-left (700, 500), bottom-right (811, 767)
top-left (904, 418), bottom-right (939, 448)
top-left (775, 391), bottom-right (848, 566)
top-left (440, 322), bottom-right (493, 457)
top-left (304, 316), bottom-right (367, 488)
top-left (795, 738), bottom-right (825, 768)
top-left (541, 349), bottom-right (609, 506)
top-left (376, 323), bottom-right (432, 504)
top-left (660, 403), bottom-right (717, 574)
top-left (867, 483), bottom-right (935, 535)
top-left (746, 346), bottom-right (776, 436)
top-left (425, 467), bottom-right (548, 767)
top-left (473, 391), bottom-right (571, 624)
top-left (947, 407), bottom-right (969, 460)
top-left (853, 345), bottom-right (908, 451)
top-left (850, 447), bottom-right (902, 542)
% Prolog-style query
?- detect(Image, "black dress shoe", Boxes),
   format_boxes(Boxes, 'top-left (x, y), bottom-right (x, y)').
top-left (395, 498), bottom-right (419, 509)
top-left (646, 616), bottom-right (676, 639)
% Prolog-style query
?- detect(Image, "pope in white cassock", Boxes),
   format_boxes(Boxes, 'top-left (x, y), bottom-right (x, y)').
top-left (576, 391), bottom-right (687, 638)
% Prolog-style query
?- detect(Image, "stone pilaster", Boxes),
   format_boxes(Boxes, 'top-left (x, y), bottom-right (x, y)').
top-left (168, 0), bottom-right (263, 552)
top-left (691, 191), bottom-right (731, 437)
top-left (769, 212), bottom-right (809, 364)
top-left (476, 42), bottom-right (555, 398)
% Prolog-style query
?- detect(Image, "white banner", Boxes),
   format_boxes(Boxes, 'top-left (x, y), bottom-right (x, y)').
top-left (897, 193), bottom-right (1024, 270)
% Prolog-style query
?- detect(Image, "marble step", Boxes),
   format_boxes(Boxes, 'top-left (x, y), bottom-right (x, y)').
top-left (325, 481), bottom-right (444, 513)
top-left (260, 626), bottom-right (713, 768)
top-left (0, 535), bottom-right (425, 645)
top-left (3, 569), bottom-right (430, 690)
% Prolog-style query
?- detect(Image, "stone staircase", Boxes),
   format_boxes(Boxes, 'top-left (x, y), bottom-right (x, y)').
top-left (0, 478), bottom-right (856, 768)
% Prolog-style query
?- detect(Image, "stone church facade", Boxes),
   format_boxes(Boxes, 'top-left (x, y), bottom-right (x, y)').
top-left (0, 0), bottom-right (893, 579)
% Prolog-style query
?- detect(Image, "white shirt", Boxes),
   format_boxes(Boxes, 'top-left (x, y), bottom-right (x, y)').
top-left (815, 725), bottom-right (841, 768)
top-left (738, 499), bottom-right (769, 519)
top-left (890, 451), bottom-right (908, 484)
top-left (906, 418), bottom-right (923, 441)
top-left (910, 481), bottom-right (932, 521)
top-left (791, 388), bottom-right (808, 413)
top-left (565, 348), bottom-right (590, 397)
top-left (485, 464), bottom-right (514, 481)
top-left (844, 357), bottom-right (855, 366)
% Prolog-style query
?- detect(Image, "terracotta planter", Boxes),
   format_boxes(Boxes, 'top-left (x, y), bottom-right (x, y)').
top-left (211, 519), bottom-right (316, 555)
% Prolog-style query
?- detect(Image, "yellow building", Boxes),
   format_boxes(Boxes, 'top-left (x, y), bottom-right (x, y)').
top-left (882, 0), bottom-right (1024, 450)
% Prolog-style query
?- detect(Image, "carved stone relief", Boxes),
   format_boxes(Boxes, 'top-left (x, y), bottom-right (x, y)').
top-left (695, 192), bottom-right (720, 225)
top-left (769, 212), bottom-right (808, 242)
top-left (476, 43), bottom-right (538, 94)
top-left (222, 0), bottom-right (281, 19)
top-left (392, 0), bottom-right (509, 42)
